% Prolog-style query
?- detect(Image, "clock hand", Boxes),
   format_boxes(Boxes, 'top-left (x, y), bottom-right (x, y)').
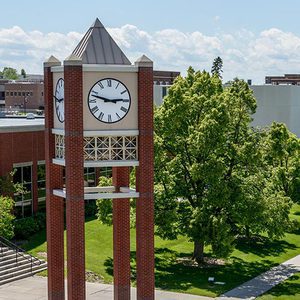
top-left (92, 95), bottom-right (110, 101)
top-left (53, 95), bottom-right (64, 103)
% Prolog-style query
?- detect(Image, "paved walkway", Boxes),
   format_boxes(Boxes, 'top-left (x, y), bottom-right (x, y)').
top-left (0, 276), bottom-right (213, 300)
top-left (2, 255), bottom-right (300, 300)
top-left (218, 254), bottom-right (300, 300)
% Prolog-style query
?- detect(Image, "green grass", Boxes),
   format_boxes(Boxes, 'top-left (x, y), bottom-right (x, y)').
top-left (258, 272), bottom-right (300, 300)
top-left (22, 205), bottom-right (300, 298)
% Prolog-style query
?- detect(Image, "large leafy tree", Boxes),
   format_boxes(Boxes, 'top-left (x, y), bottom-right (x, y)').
top-left (2, 67), bottom-right (18, 80)
top-left (154, 68), bottom-right (293, 263)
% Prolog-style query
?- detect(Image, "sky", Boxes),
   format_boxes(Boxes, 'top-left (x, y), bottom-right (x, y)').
top-left (1, 0), bottom-right (300, 84)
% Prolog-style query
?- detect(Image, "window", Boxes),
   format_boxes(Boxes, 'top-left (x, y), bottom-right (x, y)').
top-left (37, 162), bottom-right (46, 212)
top-left (18, 92), bottom-right (21, 96)
top-left (10, 92), bottom-right (13, 96)
top-left (100, 167), bottom-right (112, 179)
top-left (13, 163), bottom-right (33, 218)
top-left (84, 167), bottom-right (96, 187)
top-left (6, 92), bottom-right (9, 96)
top-left (162, 86), bottom-right (168, 98)
top-left (14, 92), bottom-right (17, 96)
top-left (22, 92), bottom-right (25, 96)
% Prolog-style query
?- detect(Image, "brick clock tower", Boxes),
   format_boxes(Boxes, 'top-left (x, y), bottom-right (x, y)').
top-left (44, 19), bottom-right (154, 300)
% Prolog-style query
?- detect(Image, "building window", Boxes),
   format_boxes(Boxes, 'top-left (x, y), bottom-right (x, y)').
top-left (162, 86), bottom-right (168, 98)
top-left (6, 92), bottom-right (9, 96)
top-left (84, 167), bottom-right (96, 187)
top-left (10, 92), bottom-right (13, 96)
top-left (13, 163), bottom-right (33, 218)
top-left (18, 92), bottom-right (21, 96)
top-left (100, 167), bottom-right (112, 179)
top-left (14, 92), bottom-right (17, 96)
top-left (37, 162), bottom-right (46, 212)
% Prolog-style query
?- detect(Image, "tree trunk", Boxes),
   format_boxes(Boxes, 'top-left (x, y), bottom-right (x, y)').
top-left (192, 241), bottom-right (204, 264)
top-left (245, 225), bottom-right (250, 239)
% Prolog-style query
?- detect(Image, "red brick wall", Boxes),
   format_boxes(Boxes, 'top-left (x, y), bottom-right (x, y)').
top-left (44, 64), bottom-right (65, 300)
top-left (64, 64), bottom-right (85, 300)
top-left (113, 167), bottom-right (131, 300)
top-left (136, 66), bottom-right (155, 300)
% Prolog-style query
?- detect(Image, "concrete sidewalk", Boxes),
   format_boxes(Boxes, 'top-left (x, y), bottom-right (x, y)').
top-left (0, 276), bottom-right (213, 300)
top-left (218, 254), bottom-right (300, 300)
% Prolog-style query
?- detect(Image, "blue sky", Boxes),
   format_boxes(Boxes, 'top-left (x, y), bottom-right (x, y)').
top-left (1, 0), bottom-right (300, 83)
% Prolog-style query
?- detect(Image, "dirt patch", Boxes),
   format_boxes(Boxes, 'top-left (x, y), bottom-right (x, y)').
top-left (86, 270), bottom-right (104, 283)
top-left (176, 256), bottom-right (226, 268)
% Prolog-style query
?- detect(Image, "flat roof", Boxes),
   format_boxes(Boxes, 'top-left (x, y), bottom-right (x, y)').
top-left (0, 118), bottom-right (45, 133)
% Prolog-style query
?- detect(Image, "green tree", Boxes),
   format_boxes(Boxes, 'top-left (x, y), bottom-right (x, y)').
top-left (0, 196), bottom-right (15, 239)
top-left (21, 69), bottom-right (27, 78)
top-left (2, 67), bottom-right (18, 80)
top-left (211, 56), bottom-right (223, 79)
top-left (154, 69), bottom-right (293, 263)
top-left (263, 122), bottom-right (300, 203)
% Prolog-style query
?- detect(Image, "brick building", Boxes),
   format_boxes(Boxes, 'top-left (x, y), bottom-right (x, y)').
top-left (265, 74), bottom-right (300, 85)
top-left (5, 81), bottom-right (44, 111)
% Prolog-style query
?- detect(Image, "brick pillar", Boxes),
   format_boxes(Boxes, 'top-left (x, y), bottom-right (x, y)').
top-left (135, 57), bottom-right (155, 300)
top-left (113, 167), bottom-right (131, 300)
top-left (64, 57), bottom-right (85, 300)
top-left (44, 58), bottom-right (65, 300)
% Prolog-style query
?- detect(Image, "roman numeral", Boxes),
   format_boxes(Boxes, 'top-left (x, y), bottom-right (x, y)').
top-left (92, 90), bottom-right (98, 95)
top-left (98, 112), bottom-right (104, 120)
top-left (120, 106), bottom-right (128, 113)
top-left (115, 82), bottom-right (120, 89)
top-left (108, 114), bottom-right (112, 123)
top-left (89, 99), bottom-right (96, 103)
top-left (116, 113), bottom-right (121, 119)
top-left (91, 106), bottom-right (99, 114)
top-left (107, 79), bottom-right (112, 87)
top-left (98, 82), bottom-right (104, 89)
top-left (122, 99), bottom-right (129, 102)
top-left (121, 90), bottom-right (127, 95)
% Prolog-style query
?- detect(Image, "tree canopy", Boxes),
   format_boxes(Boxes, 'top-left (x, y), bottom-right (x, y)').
top-left (154, 67), bottom-right (296, 263)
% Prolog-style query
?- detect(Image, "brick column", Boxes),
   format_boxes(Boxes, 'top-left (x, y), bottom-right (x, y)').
top-left (64, 56), bottom-right (85, 300)
top-left (44, 57), bottom-right (65, 300)
top-left (112, 167), bottom-right (131, 300)
top-left (135, 56), bottom-right (155, 300)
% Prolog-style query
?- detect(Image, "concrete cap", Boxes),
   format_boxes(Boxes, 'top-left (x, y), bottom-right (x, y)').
top-left (43, 55), bottom-right (61, 68)
top-left (134, 55), bottom-right (153, 68)
top-left (63, 54), bottom-right (82, 66)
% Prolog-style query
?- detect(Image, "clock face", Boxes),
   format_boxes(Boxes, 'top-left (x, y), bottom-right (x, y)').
top-left (54, 78), bottom-right (64, 123)
top-left (87, 78), bottom-right (131, 123)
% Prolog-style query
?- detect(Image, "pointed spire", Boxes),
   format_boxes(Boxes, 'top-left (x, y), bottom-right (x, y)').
top-left (135, 55), bottom-right (153, 68)
top-left (90, 18), bottom-right (104, 28)
top-left (71, 18), bottom-right (131, 65)
top-left (44, 55), bottom-right (61, 67)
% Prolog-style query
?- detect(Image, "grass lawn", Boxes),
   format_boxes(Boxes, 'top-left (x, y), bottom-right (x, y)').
top-left (258, 272), bottom-right (300, 300)
top-left (22, 204), bottom-right (300, 298)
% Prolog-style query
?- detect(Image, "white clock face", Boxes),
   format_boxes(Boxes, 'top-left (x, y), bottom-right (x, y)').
top-left (87, 78), bottom-right (131, 123)
top-left (54, 78), bottom-right (64, 123)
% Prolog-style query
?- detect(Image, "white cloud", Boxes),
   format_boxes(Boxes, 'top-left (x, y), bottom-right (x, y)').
top-left (1, 25), bottom-right (300, 84)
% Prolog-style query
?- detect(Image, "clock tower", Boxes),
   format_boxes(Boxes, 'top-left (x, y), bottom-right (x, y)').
top-left (44, 19), bottom-right (154, 300)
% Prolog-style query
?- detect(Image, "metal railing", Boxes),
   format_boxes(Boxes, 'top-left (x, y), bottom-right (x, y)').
top-left (0, 236), bottom-right (42, 274)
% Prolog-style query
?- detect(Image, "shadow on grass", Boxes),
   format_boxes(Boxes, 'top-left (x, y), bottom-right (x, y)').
top-left (262, 274), bottom-right (300, 298)
top-left (21, 229), bottom-right (47, 252)
top-left (103, 247), bottom-right (277, 296)
top-left (235, 236), bottom-right (298, 257)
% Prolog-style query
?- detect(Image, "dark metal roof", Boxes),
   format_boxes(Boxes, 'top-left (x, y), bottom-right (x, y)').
top-left (72, 18), bottom-right (131, 65)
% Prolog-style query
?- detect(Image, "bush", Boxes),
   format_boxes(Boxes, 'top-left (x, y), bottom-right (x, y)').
top-left (14, 212), bottom-right (46, 240)
top-left (0, 196), bottom-right (15, 239)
